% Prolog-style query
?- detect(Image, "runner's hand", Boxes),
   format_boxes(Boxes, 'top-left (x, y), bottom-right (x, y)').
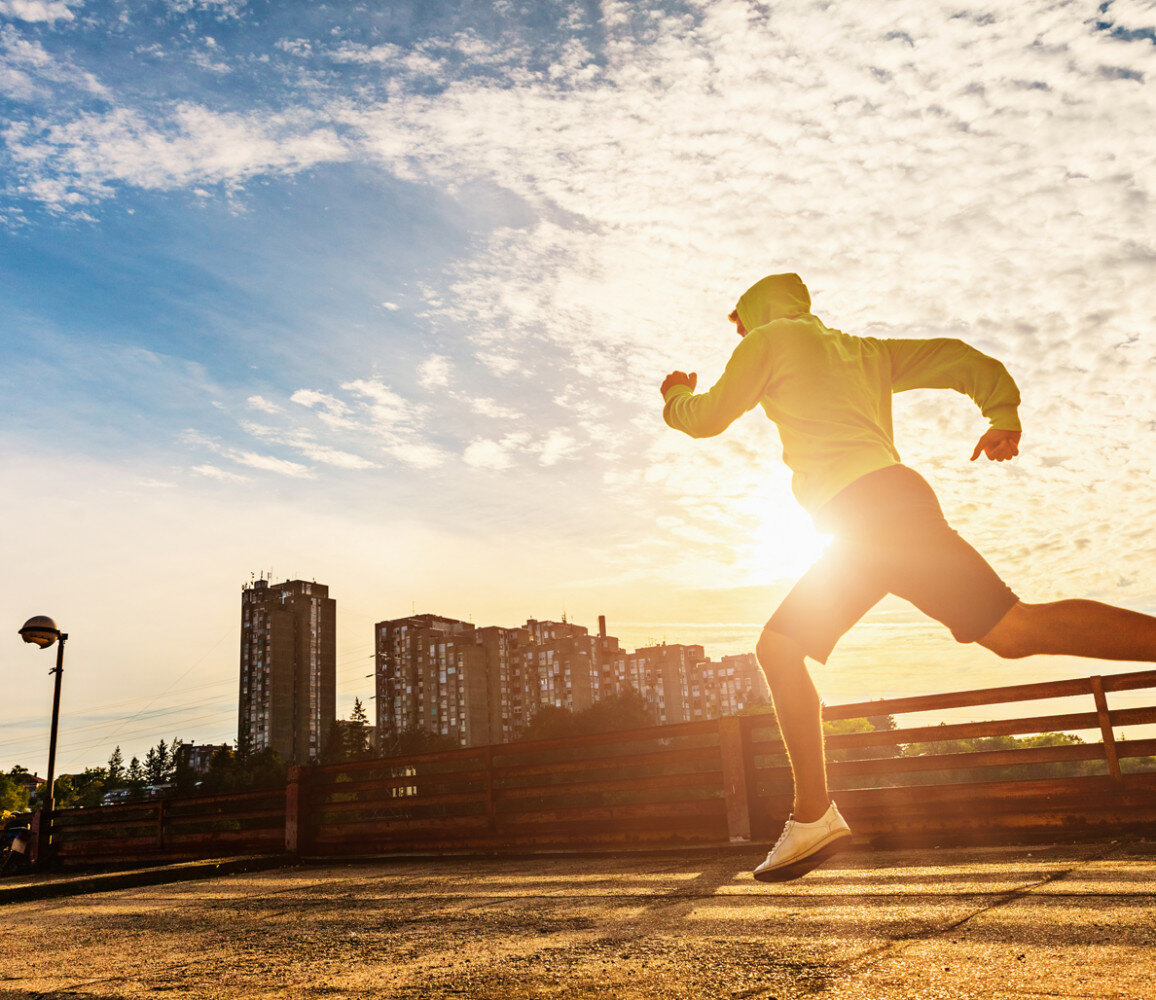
top-left (660, 371), bottom-right (697, 397)
top-left (971, 428), bottom-right (1021, 462)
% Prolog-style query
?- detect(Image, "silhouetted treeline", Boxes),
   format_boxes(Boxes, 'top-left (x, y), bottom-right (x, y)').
top-left (519, 689), bottom-right (656, 741)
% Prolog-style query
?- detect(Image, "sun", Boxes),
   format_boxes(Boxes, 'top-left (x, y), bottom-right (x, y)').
top-left (742, 497), bottom-right (831, 583)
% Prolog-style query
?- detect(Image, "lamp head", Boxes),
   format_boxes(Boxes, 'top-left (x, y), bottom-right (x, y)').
top-left (19, 616), bottom-right (61, 649)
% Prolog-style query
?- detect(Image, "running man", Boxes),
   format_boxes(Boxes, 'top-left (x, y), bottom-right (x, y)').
top-left (660, 272), bottom-right (1156, 882)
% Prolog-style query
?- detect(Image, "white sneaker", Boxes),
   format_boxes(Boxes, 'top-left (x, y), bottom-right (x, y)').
top-left (753, 801), bottom-right (853, 883)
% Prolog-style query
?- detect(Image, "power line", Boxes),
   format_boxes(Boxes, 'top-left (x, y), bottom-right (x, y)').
top-left (100, 626), bottom-right (234, 745)
top-left (3, 622), bottom-right (382, 769)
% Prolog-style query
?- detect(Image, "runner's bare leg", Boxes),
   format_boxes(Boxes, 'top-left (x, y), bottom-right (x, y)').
top-left (980, 600), bottom-right (1156, 661)
top-left (755, 628), bottom-right (830, 823)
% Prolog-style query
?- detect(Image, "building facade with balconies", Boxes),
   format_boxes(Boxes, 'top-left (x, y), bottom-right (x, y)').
top-left (238, 578), bottom-right (336, 764)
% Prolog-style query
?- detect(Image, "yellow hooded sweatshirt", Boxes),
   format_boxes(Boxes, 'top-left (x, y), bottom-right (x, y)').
top-left (662, 273), bottom-right (1022, 514)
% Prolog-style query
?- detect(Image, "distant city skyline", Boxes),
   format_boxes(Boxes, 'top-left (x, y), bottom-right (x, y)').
top-left (374, 611), bottom-right (768, 750)
top-left (4, 2), bottom-right (1154, 778)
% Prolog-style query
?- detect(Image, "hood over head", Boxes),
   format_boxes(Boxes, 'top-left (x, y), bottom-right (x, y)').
top-left (734, 273), bottom-right (812, 331)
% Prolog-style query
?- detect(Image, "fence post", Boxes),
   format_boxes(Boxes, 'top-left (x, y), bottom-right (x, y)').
top-left (1090, 675), bottom-right (1124, 784)
top-left (28, 811), bottom-right (41, 865)
top-left (156, 799), bottom-right (167, 852)
top-left (718, 716), bottom-right (752, 843)
top-left (285, 765), bottom-right (309, 855)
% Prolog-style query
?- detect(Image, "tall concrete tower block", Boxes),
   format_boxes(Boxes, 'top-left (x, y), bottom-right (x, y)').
top-left (239, 578), bottom-right (336, 764)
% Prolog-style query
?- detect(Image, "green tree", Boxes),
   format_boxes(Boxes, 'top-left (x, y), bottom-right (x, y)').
top-left (574, 689), bottom-right (655, 735)
top-left (520, 689), bottom-right (658, 742)
top-left (520, 704), bottom-right (576, 741)
top-left (106, 746), bottom-right (124, 786)
top-left (144, 739), bottom-right (173, 785)
top-left (53, 768), bottom-right (109, 809)
top-left (378, 727), bottom-right (458, 758)
top-left (199, 745), bottom-right (238, 794)
top-left (348, 698), bottom-right (373, 760)
top-left (899, 729), bottom-right (1097, 783)
top-left (245, 747), bottom-right (286, 789)
top-left (0, 769), bottom-right (30, 815)
top-left (197, 744), bottom-right (285, 794)
top-left (172, 742), bottom-right (198, 795)
top-left (144, 746), bottom-right (160, 784)
top-left (320, 719), bottom-right (350, 765)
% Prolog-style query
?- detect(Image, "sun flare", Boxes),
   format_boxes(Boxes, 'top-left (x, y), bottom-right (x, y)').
top-left (742, 498), bottom-right (831, 584)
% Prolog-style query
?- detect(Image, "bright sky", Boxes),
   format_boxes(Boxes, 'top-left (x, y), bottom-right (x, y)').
top-left (2, 0), bottom-right (1154, 776)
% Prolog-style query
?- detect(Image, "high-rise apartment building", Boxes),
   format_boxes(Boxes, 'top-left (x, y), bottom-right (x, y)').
top-left (376, 615), bottom-right (620, 746)
top-left (374, 611), bottom-right (771, 749)
top-left (375, 614), bottom-right (495, 748)
top-left (683, 653), bottom-right (768, 721)
top-left (239, 578), bottom-right (336, 764)
top-left (621, 644), bottom-right (708, 725)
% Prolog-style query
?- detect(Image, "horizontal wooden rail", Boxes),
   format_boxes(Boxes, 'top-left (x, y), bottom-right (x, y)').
top-left (46, 668), bottom-right (1156, 863)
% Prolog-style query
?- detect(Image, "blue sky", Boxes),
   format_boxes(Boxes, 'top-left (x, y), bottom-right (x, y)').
top-left (2, 0), bottom-right (1155, 774)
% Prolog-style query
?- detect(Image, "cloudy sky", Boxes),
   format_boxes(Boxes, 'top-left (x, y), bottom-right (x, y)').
top-left (2, 0), bottom-right (1154, 775)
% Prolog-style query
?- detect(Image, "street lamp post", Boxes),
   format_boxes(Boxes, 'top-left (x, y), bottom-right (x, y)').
top-left (19, 616), bottom-right (67, 866)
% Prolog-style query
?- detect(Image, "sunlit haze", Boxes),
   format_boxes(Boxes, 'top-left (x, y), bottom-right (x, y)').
top-left (3, 0), bottom-right (1154, 775)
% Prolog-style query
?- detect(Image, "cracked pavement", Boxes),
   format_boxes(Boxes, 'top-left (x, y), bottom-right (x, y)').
top-left (1, 841), bottom-right (1153, 999)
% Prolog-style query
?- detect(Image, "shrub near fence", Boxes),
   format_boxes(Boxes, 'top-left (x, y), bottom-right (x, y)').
top-left (49, 669), bottom-right (1156, 864)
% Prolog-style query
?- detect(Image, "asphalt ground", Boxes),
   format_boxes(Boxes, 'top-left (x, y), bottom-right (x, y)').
top-left (1, 840), bottom-right (1153, 999)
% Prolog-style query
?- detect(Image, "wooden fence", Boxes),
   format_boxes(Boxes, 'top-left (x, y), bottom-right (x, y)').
top-left (49, 668), bottom-right (1156, 863)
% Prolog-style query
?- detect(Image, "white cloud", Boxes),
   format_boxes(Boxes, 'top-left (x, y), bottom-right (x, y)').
top-left (192, 463), bottom-right (250, 483)
top-left (462, 437), bottom-right (513, 470)
top-left (464, 396), bottom-right (521, 420)
top-left (536, 429), bottom-right (577, 466)
top-left (417, 354), bottom-right (452, 390)
top-left (183, 428), bottom-right (314, 479)
top-left (475, 351), bottom-right (524, 377)
top-left (0, 1), bottom-right (77, 23)
top-left (275, 38), bottom-right (312, 58)
top-left (231, 449), bottom-right (312, 478)
top-left (331, 42), bottom-right (404, 65)
top-left (290, 442), bottom-right (379, 470)
top-left (290, 388), bottom-right (349, 414)
top-left (240, 416), bottom-right (379, 470)
top-left (0, 26), bottom-right (108, 101)
top-left (462, 432), bottom-right (533, 471)
top-left (290, 388), bottom-right (359, 430)
top-left (342, 377), bottom-right (417, 428)
top-left (384, 441), bottom-right (446, 470)
top-left (247, 394), bottom-right (282, 414)
top-left (5, 103), bottom-right (347, 207)
top-left (8, 1), bottom-right (1156, 609)
top-left (162, 0), bottom-right (247, 19)
top-left (249, 381), bottom-right (447, 471)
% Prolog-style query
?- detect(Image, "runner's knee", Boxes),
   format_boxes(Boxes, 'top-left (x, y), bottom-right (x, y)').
top-left (976, 602), bottom-right (1034, 659)
top-left (756, 626), bottom-right (806, 676)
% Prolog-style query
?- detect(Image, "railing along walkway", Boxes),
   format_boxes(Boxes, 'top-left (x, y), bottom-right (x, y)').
top-left (48, 669), bottom-right (1156, 862)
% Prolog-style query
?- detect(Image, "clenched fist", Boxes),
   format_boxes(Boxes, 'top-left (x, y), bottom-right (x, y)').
top-left (660, 370), bottom-right (697, 397)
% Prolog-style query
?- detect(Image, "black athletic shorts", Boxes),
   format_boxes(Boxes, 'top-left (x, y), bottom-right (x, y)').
top-left (765, 464), bottom-right (1018, 663)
